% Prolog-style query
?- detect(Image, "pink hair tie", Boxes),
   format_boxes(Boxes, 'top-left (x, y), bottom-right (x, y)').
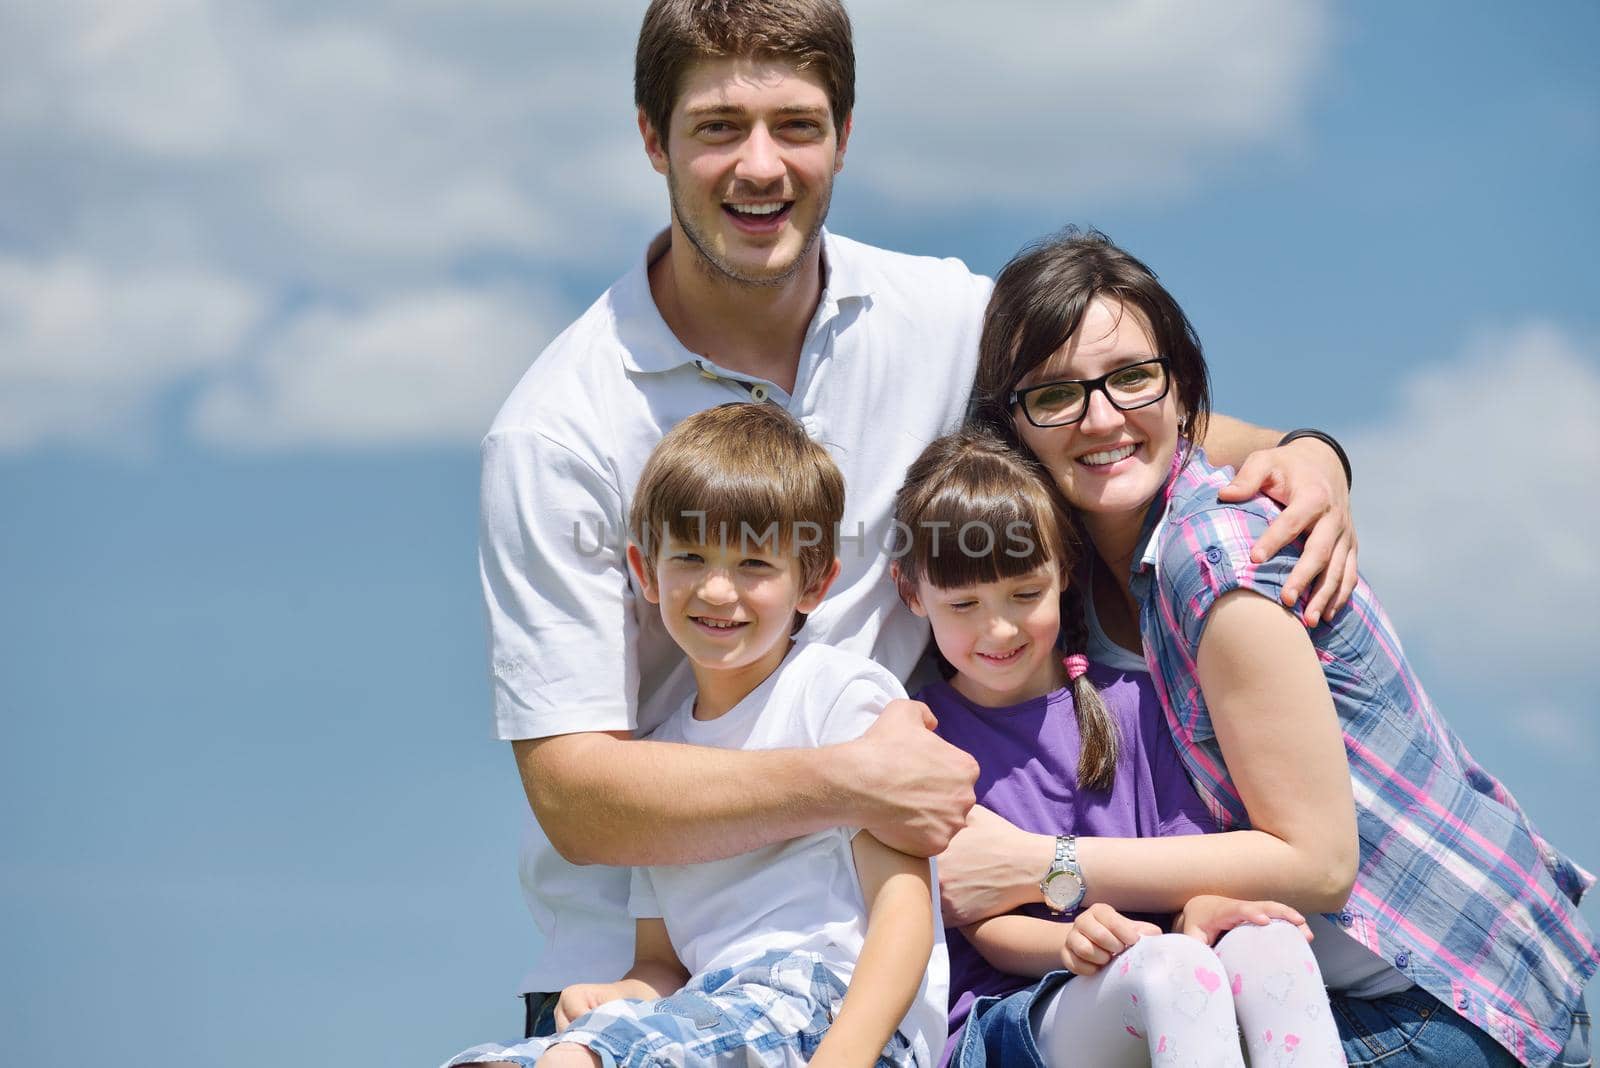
top-left (1062, 654), bottom-right (1090, 682)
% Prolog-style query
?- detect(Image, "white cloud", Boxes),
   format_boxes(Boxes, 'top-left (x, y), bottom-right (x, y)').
top-left (851, 0), bottom-right (1329, 204)
top-left (0, 254), bottom-right (264, 450)
top-left (0, 0), bottom-right (1331, 452)
top-left (189, 284), bottom-right (562, 448)
top-left (0, 2), bottom-right (654, 279)
top-left (1512, 701), bottom-right (1599, 761)
top-left (1347, 323), bottom-right (1600, 685)
top-left (2, 1), bottom-right (1333, 268)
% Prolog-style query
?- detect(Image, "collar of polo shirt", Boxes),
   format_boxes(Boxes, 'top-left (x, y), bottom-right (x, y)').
top-left (616, 228), bottom-right (873, 377)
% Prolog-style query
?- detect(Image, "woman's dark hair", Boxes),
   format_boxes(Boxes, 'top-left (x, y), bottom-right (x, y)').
top-left (970, 226), bottom-right (1212, 462)
top-left (892, 428), bottom-right (1120, 791)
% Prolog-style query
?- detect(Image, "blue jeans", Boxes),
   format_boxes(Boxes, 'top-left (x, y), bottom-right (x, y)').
top-left (949, 972), bottom-right (1069, 1068)
top-left (1333, 987), bottom-right (1592, 1067)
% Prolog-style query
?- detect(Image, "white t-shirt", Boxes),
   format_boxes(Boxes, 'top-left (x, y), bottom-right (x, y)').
top-left (630, 642), bottom-right (946, 1066)
top-left (479, 228), bottom-right (990, 991)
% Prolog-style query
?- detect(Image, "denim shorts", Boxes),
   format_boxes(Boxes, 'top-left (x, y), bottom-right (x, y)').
top-left (1332, 987), bottom-right (1591, 1068)
top-left (948, 971), bottom-right (1071, 1068)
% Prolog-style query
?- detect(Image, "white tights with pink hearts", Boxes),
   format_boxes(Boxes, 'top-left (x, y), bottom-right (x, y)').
top-left (1031, 923), bottom-right (1346, 1066)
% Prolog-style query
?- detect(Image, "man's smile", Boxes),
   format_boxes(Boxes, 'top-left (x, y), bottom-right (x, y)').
top-left (723, 200), bottom-right (795, 232)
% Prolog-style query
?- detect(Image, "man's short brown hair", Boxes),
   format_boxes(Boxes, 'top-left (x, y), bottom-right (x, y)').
top-left (634, 0), bottom-right (856, 142)
top-left (628, 403), bottom-right (844, 596)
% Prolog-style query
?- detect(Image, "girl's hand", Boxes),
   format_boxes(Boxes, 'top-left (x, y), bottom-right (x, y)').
top-left (1060, 902), bottom-right (1162, 976)
top-left (554, 981), bottom-right (634, 1031)
top-left (1174, 894), bottom-right (1312, 947)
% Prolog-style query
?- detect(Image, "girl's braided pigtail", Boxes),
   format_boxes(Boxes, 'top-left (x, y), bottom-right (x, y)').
top-left (1060, 581), bottom-right (1119, 791)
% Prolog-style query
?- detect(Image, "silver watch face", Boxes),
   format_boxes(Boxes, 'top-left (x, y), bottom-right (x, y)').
top-left (1043, 869), bottom-right (1085, 912)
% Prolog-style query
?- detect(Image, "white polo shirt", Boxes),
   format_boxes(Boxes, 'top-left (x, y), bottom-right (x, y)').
top-left (479, 227), bottom-right (990, 991)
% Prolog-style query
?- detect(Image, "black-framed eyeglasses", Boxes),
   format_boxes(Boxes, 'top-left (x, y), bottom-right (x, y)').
top-left (1009, 357), bottom-right (1172, 429)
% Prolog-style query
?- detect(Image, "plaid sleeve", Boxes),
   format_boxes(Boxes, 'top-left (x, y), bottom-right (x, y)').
top-left (1159, 500), bottom-right (1305, 652)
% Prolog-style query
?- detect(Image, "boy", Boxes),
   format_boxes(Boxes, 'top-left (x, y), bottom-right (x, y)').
top-left (449, 403), bottom-right (946, 1067)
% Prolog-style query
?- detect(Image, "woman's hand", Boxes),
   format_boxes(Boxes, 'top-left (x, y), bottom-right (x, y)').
top-left (1060, 903), bottom-right (1162, 977)
top-left (937, 805), bottom-right (1055, 926)
top-left (1174, 894), bottom-right (1312, 947)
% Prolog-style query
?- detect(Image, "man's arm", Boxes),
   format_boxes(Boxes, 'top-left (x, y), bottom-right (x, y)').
top-left (519, 699), bottom-right (978, 867)
top-left (485, 426), bottom-right (976, 869)
top-left (808, 831), bottom-right (935, 1068)
top-left (1200, 413), bottom-right (1359, 626)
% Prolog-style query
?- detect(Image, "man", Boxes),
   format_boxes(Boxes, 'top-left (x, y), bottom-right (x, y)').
top-left (478, 0), bottom-right (1356, 1041)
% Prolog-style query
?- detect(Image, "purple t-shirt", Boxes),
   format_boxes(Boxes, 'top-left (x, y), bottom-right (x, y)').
top-left (922, 662), bottom-right (1216, 1065)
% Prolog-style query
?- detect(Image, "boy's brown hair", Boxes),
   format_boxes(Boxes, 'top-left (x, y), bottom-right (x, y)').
top-left (629, 403), bottom-right (844, 600)
top-left (634, 0), bottom-right (856, 142)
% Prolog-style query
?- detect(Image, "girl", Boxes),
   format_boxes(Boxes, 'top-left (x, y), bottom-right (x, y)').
top-left (892, 430), bottom-right (1346, 1068)
top-left (956, 227), bottom-right (1594, 1067)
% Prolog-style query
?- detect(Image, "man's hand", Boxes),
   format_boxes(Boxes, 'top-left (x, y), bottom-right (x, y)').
top-left (1173, 894), bottom-right (1312, 948)
top-left (1061, 903), bottom-right (1162, 977)
top-left (1217, 436), bottom-right (1358, 627)
top-left (852, 699), bottom-right (978, 858)
top-left (937, 804), bottom-right (1051, 926)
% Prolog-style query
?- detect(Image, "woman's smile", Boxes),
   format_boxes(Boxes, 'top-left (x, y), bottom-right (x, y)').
top-left (1075, 441), bottom-right (1143, 472)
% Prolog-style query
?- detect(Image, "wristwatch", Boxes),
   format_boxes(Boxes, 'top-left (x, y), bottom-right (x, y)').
top-left (1039, 834), bottom-right (1086, 915)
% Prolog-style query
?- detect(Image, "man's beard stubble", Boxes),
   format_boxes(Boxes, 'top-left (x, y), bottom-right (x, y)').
top-left (666, 166), bottom-right (831, 290)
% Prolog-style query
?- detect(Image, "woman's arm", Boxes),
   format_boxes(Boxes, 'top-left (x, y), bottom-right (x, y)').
top-left (1083, 591), bottom-right (1357, 913)
top-left (810, 832), bottom-right (935, 1068)
top-left (939, 592), bottom-right (1357, 923)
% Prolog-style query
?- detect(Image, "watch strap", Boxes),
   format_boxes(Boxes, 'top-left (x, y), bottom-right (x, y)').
top-left (1040, 834), bottom-right (1084, 914)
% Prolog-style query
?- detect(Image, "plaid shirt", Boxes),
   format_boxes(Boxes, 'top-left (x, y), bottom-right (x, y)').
top-left (1130, 448), bottom-right (1597, 1066)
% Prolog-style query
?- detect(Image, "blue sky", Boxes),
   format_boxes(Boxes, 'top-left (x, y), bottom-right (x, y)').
top-left (2, 2), bottom-right (1596, 1064)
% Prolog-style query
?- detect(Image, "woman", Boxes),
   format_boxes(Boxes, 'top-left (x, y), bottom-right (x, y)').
top-left (949, 227), bottom-right (1594, 1066)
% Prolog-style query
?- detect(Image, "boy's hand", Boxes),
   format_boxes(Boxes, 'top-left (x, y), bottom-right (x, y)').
top-left (1061, 903), bottom-right (1162, 977)
top-left (1174, 894), bottom-right (1312, 947)
top-left (554, 981), bottom-right (641, 1031)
